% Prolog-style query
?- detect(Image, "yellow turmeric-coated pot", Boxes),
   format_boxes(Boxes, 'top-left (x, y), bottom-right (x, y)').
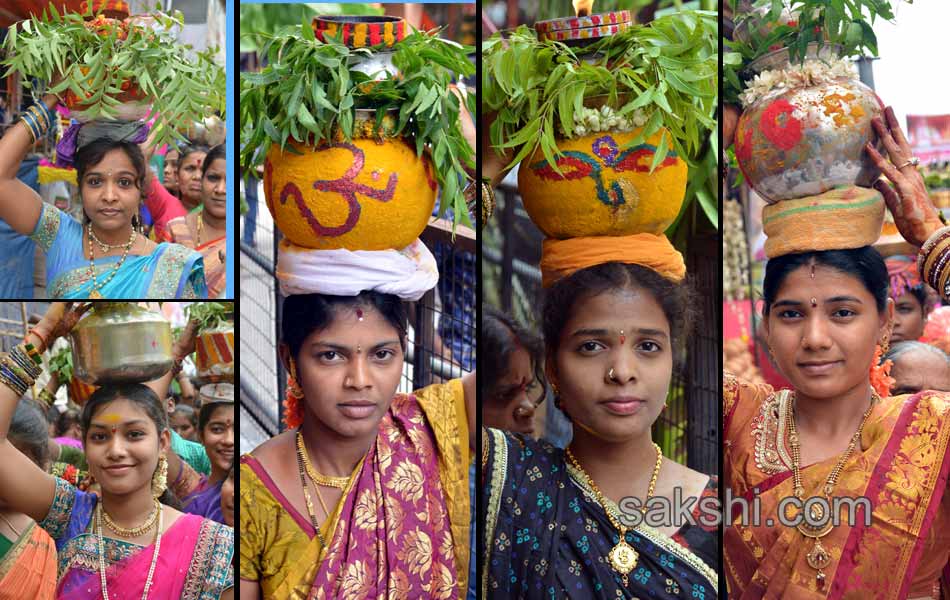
top-left (263, 118), bottom-right (437, 250)
top-left (517, 128), bottom-right (687, 239)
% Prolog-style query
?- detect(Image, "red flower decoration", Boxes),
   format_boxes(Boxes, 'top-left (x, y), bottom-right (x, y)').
top-left (62, 464), bottom-right (79, 485)
top-left (759, 99), bottom-right (803, 151)
top-left (870, 344), bottom-right (896, 398)
top-left (282, 374), bottom-right (304, 429)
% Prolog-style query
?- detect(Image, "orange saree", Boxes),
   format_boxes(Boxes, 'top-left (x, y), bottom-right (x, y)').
top-left (165, 216), bottom-right (226, 297)
top-left (0, 521), bottom-right (57, 599)
top-left (723, 374), bottom-right (950, 599)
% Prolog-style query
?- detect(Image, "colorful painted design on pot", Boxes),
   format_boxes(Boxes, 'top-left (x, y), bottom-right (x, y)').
top-left (518, 128), bottom-right (688, 239)
top-left (265, 137), bottom-right (436, 250)
top-left (280, 142), bottom-right (397, 237)
top-left (736, 77), bottom-right (884, 204)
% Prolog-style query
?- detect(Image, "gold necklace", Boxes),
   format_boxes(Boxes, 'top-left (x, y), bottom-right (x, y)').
top-left (195, 213), bottom-right (203, 246)
top-left (295, 435), bottom-right (329, 550)
top-left (87, 224), bottom-right (135, 299)
top-left (296, 430), bottom-right (351, 489)
top-left (786, 390), bottom-right (877, 590)
top-left (566, 442), bottom-right (662, 587)
top-left (101, 499), bottom-right (160, 538)
top-left (96, 502), bottom-right (162, 600)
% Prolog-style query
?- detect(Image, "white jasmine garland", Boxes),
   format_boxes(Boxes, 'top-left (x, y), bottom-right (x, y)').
top-left (561, 105), bottom-right (650, 139)
top-left (739, 56), bottom-right (857, 108)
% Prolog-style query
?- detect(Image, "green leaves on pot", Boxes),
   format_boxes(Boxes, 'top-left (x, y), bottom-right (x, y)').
top-left (185, 302), bottom-right (233, 331)
top-left (240, 23), bottom-right (476, 228)
top-left (725, 0), bottom-right (904, 104)
top-left (1, 7), bottom-right (226, 149)
top-left (49, 345), bottom-right (74, 383)
top-left (482, 10), bottom-right (717, 172)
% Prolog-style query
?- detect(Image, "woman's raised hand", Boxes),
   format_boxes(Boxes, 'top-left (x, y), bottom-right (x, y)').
top-left (866, 106), bottom-right (944, 247)
top-left (31, 302), bottom-right (93, 351)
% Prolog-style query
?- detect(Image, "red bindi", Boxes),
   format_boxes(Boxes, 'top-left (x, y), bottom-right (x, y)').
top-left (356, 308), bottom-right (364, 322)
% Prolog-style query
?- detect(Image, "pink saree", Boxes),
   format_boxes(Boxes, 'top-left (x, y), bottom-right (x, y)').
top-left (55, 513), bottom-right (233, 599)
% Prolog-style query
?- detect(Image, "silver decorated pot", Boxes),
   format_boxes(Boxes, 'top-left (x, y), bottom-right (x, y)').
top-left (69, 303), bottom-right (173, 385)
top-left (735, 46), bottom-right (884, 203)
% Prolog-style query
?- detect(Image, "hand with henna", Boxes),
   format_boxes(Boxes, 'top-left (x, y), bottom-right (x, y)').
top-left (29, 302), bottom-right (93, 353)
top-left (865, 106), bottom-right (944, 247)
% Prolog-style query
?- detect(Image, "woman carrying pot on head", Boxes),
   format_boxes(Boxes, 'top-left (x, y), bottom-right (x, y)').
top-left (722, 106), bottom-right (950, 597)
top-left (240, 263), bottom-right (475, 598)
top-left (483, 252), bottom-right (720, 598)
top-left (0, 94), bottom-right (207, 298)
top-left (0, 302), bottom-right (233, 598)
top-left (164, 144), bottom-right (227, 298)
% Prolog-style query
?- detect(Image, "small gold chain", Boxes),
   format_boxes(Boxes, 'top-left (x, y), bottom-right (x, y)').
top-left (296, 430), bottom-right (351, 489)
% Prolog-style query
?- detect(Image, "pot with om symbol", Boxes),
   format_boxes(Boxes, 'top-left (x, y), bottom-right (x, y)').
top-left (734, 45), bottom-right (884, 204)
top-left (517, 125), bottom-right (688, 239)
top-left (263, 109), bottom-right (437, 250)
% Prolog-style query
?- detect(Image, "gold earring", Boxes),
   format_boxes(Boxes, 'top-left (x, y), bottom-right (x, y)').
top-left (288, 359), bottom-right (304, 399)
top-left (152, 454), bottom-right (168, 498)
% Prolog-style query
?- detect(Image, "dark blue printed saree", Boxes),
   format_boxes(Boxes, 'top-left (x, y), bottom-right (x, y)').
top-left (483, 428), bottom-right (719, 599)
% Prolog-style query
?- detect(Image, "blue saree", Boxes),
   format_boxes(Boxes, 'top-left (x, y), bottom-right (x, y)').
top-left (483, 428), bottom-right (719, 599)
top-left (29, 203), bottom-right (207, 298)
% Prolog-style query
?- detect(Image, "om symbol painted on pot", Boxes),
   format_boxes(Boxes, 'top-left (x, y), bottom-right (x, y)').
top-left (264, 137), bottom-right (437, 250)
top-left (280, 142), bottom-right (397, 237)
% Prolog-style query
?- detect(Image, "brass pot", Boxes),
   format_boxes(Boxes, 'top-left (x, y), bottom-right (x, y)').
top-left (69, 303), bottom-right (173, 385)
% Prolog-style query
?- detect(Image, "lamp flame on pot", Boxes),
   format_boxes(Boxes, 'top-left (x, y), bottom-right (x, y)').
top-left (573, 0), bottom-right (594, 17)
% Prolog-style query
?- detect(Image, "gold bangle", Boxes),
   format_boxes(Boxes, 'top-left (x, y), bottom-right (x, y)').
top-left (925, 236), bottom-right (950, 289)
